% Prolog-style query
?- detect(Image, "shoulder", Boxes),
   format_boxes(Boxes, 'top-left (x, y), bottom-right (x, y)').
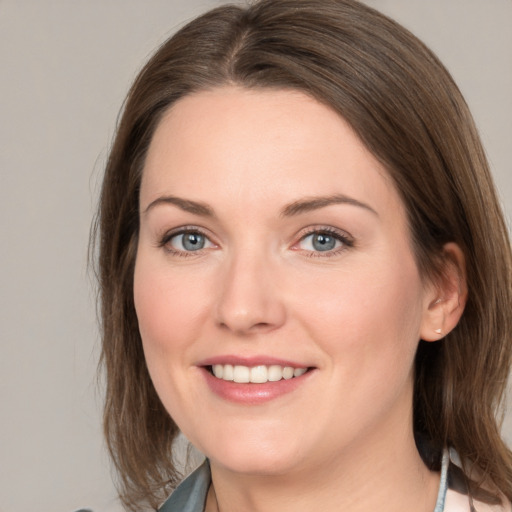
top-left (445, 449), bottom-right (511, 512)
top-left (159, 460), bottom-right (211, 512)
top-left (445, 488), bottom-right (511, 512)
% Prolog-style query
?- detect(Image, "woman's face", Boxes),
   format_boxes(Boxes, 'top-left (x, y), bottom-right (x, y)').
top-left (134, 87), bottom-right (436, 476)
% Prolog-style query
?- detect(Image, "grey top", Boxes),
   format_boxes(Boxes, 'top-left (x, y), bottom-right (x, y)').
top-left (159, 451), bottom-right (451, 512)
top-left (159, 460), bottom-right (211, 512)
top-left (74, 447), bottom-right (511, 512)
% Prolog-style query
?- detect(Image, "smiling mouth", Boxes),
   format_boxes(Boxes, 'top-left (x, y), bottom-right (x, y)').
top-left (207, 364), bottom-right (310, 384)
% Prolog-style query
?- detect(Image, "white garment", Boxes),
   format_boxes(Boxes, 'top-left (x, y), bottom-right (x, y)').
top-left (443, 448), bottom-right (511, 512)
top-left (445, 488), bottom-right (511, 512)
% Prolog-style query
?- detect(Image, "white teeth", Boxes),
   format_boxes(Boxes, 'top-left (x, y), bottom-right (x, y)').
top-left (294, 368), bottom-right (307, 377)
top-left (282, 366), bottom-right (294, 380)
top-left (268, 365), bottom-right (283, 382)
top-left (223, 364), bottom-right (234, 381)
top-left (212, 364), bottom-right (223, 379)
top-left (250, 365), bottom-right (268, 383)
top-left (210, 364), bottom-right (308, 383)
top-left (233, 365), bottom-right (250, 383)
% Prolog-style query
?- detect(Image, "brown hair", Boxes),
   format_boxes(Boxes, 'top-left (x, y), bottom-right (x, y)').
top-left (93, 0), bottom-right (512, 509)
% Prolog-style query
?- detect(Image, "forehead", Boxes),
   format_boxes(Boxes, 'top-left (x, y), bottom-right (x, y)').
top-left (141, 86), bottom-right (404, 221)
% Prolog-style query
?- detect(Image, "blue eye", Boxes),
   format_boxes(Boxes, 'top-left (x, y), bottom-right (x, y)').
top-left (297, 230), bottom-right (350, 254)
top-left (167, 231), bottom-right (213, 252)
top-left (312, 233), bottom-right (337, 251)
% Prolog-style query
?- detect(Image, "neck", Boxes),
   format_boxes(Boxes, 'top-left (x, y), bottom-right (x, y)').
top-left (206, 425), bottom-right (440, 512)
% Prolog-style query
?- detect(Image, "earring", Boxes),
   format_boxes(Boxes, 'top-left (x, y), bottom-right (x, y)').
top-left (434, 328), bottom-right (442, 334)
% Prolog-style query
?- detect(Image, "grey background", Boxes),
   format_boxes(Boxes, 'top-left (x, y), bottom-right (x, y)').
top-left (0, 1), bottom-right (510, 511)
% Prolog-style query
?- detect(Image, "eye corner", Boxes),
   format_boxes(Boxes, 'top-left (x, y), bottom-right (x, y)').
top-left (293, 226), bottom-right (354, 257)
top-left (158, 226), bottom-right (218, 257)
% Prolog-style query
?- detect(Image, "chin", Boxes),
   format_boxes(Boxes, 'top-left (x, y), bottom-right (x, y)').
top-left (211, 450), bottom-right (304, 477)
top-left (197, 427), bottom-right (308, 476)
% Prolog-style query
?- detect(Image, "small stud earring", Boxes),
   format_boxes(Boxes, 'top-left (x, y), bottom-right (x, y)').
top-left (434, 328), bottom-right (442, 334)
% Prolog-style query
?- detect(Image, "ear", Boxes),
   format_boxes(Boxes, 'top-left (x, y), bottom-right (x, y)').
top-left (420, 242), bottom-right (467, 342)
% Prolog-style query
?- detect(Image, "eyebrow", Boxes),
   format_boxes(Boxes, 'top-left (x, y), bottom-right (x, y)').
top-left (143, 193), bottom-right (377, 218)
top-left (280, 194), bottom-right (378, 217)
top-left (143, 196), bottom-right (214, 217)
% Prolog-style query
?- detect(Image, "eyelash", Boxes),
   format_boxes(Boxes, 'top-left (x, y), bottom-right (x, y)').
top-left (295, 226), bottom-right (354, 258)
top-left (158, 226), bottom-right (213, 258)
top-left (158, 225), bottom-right (354, 258)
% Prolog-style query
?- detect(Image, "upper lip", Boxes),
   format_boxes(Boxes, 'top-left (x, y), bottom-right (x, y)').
top-left (197, 355), bottom-right (312, 368)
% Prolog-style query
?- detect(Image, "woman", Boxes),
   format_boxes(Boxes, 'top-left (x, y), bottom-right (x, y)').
top-left (94, 0), bottom-right (512, 511)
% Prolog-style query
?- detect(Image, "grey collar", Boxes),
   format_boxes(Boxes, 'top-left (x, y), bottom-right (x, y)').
top-left (159, 450), bottom-right (450, 512)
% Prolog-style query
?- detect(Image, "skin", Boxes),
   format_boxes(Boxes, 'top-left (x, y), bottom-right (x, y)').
top-left (134, 87), bottom-right (465, 512)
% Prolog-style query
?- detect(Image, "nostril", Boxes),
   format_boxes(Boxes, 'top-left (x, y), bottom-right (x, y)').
top-left (217, 319), bottom-right (274, 335)
top-left (253, 322), bottom-right (272, 330)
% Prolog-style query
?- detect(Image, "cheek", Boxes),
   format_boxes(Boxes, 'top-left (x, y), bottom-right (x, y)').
top-left (133, 254), bottom-right (210, 362)
top-left (295, 255), bottom-right (424, 370)
top-left (132, 253), bottom-right (214, 427)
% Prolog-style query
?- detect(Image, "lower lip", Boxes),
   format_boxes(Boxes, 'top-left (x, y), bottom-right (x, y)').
top-left (201, 367), bottom-right (314, 405)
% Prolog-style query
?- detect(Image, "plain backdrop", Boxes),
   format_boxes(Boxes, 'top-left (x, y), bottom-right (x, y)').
top-left (1, 1), bottom-right (511, 511)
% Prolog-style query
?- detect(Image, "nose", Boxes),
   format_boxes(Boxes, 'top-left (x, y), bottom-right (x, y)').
top-left (215, 249), bottom-right (287, 335)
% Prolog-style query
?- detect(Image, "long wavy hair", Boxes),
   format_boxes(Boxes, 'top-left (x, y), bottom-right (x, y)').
top-left (93, 0), bottom-right (512, 509)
